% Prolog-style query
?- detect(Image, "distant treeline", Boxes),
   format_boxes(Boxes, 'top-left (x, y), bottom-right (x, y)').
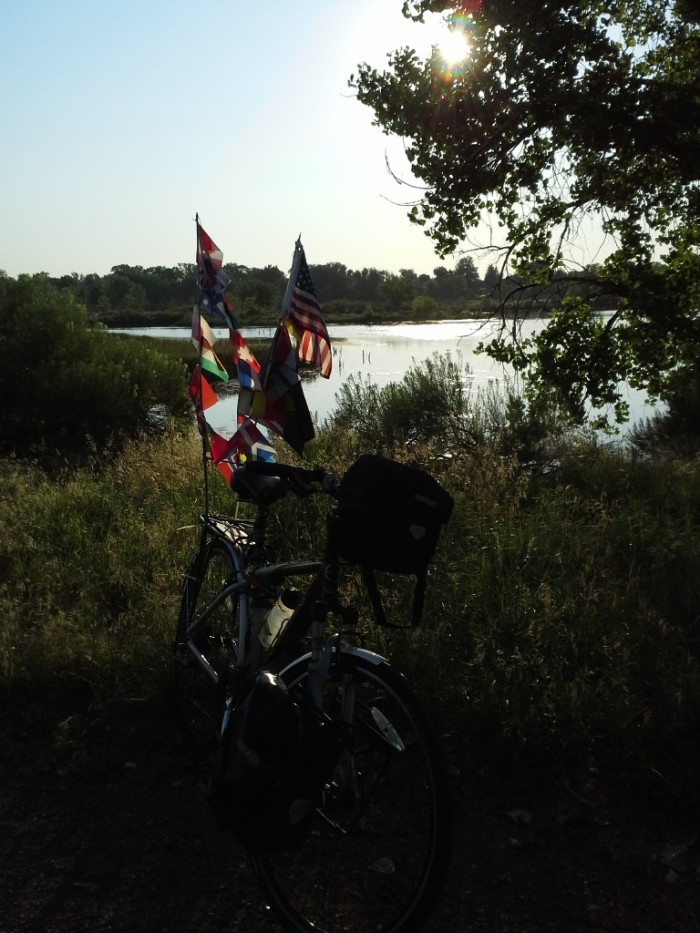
top-left (31, 256), bottom-right (613, 328)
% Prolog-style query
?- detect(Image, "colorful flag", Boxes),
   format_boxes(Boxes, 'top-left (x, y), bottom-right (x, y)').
top-left (191, 304), bottom-right (203, 348)
top-left (207, 418), bottom-right (276, 482)
top-left (196, 222), bottom-right (237, 328)
top-left (259, 322), bottom-right (314, 455)
top-left (191, 306), bottom-right (215, 350)
top-left (205, 424), bottom-right (237, 484)
top-left (219, 418), bottom-right (276, 464)
top-left (231, 330), bottom-right (263, 391)
top-left (206, 424), bottom-right (232, 463)
top-left (200, 347), bottom-right (229, 383)
top-left (191, 307), bottom-right (229, 382)
top-left (188, 365), bottom-right (219, 413)
top-left (282, 239), bottom-right (332, 378)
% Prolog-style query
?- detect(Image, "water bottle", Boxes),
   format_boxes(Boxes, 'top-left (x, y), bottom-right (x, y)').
top-left (259, 589), bottom-right (300, 649)
top-left (249, 594), bottom-right (274, 638)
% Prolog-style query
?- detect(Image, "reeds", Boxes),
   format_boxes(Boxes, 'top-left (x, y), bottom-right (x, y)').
top-left (2, 386), bottom-right (699, 787)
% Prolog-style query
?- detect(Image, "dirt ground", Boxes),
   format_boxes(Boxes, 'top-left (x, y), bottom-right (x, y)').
top-left (1, 696), bottom-right (699, 933)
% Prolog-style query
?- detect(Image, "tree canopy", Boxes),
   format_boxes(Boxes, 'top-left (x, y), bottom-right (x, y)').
top-left (352, 0), bottom-right (700, 424)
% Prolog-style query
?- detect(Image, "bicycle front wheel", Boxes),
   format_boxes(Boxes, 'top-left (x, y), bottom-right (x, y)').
top-left (252, 652), bottom-right (451, 933)
top-left (174, 540), bottom-right (239, 745)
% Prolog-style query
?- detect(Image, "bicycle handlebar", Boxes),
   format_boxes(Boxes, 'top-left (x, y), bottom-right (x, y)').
top-left (231, 459), bottom-right (337, 502)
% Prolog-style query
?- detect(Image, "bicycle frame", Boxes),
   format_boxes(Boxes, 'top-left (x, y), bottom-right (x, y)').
top-left (180, 502), bottom-right (380, 739)
top-left (175, 459), bottom-right (452, 933)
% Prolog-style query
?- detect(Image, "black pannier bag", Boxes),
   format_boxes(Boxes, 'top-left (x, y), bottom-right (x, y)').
top-left (209, 672), bottom-right (344, 854)
top-left (330, 454), bottom-right (454, 628)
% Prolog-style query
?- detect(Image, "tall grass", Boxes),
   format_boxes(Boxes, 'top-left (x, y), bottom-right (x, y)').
top-left (259, 433), bottom-right (700, 784)
top-left (2, 360), bottom-right (699, 788)
top-left (0, 428), bottom-right (205, 705)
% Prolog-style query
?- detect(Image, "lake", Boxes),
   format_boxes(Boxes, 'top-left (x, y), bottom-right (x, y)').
top-left (116, 320), bottom-right (660, 439)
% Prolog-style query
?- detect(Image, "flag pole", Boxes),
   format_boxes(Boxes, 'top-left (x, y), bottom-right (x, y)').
top-left (194, 214), bottom-right (210, 518)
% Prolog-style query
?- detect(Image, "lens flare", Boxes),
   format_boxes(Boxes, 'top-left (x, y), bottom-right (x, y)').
top-left (438, 29), bottom-right (470, 66)
top-left (434, 13), bottom-right (474, 78)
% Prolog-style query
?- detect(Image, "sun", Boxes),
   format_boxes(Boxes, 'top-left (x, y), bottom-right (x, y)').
top-left (436, 27), bottom-right (471, 67)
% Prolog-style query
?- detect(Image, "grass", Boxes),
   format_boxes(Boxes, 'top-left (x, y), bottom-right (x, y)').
top-left (0, 428), bottom-right (205, 705)
top-left (270, 433), bottom-right (700, 789)
top-left (2, 413), bottom-right (699, 795)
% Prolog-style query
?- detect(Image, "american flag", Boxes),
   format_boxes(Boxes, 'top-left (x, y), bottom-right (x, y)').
top-left (282, 240), bottom-right (332, 378)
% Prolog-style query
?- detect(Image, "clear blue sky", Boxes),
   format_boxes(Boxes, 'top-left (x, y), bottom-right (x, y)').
top-left (0, 0), bottom-right (466, 279)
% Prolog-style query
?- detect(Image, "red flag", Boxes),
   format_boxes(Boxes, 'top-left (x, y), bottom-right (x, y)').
top-left (214, 418), bottom-right (276, 465)
top-left (196, 221), bottom-right (237, 328)
top-left (188, 365), bottom-right (219, 415)
top-left (205, 424), bottom-right (237, 483)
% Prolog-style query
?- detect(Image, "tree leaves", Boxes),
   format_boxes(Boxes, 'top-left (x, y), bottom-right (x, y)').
top-left (352, 1), bottom-right (700, 424)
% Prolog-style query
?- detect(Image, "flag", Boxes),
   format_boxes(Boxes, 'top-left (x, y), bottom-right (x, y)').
top-left (258, 322), bottom-right (314, 455)
top-left (208, 418), bottom-right (276, 482)
top-left (191, 306), bottom-right (215, 351)
top-left (191, 307), bottom-right (230, 382)
top-left (206, 424), bottom-right (232, 463)
top-left (219, 418), bottom-right (276, 464)
top-left (233, 329), bottom-right (274, 427)
top-left (282, 239), bottom-right (332, 378)
top-left (188, 365), bottom-right (219, 414)
top-left (196, 221), bottom-right (237, 328)
top-left (231, 330), bottom-right (263, 391)
top-left (200, 347), bottom-right (229, 383)
top-left (191, 304), bottom-right (204, 348)
top-left (205, 424), bottom-right (238, 484)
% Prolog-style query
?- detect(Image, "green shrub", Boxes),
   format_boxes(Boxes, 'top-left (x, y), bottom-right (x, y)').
top-left (329, 351), bottom-right (573, 465)
top-left (330, 353), bottom-right (479, 455)
top-left (0, 275), bottom-right (189, 462)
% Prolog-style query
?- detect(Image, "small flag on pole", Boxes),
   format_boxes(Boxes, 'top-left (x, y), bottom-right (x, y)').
top-left (188, 365), bottom-right (219, 412)
top-left (196, 221), bottom-right (237, 328)
top-left (282, 239), bottom-right (332, 378)
top-left (258, 322), bottom-right (315, 455)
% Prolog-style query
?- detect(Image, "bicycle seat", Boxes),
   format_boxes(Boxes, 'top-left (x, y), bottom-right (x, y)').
top-left (231, 468), bottom-right (288, 504)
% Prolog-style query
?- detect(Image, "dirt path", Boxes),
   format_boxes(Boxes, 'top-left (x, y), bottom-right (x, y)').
top-left (1, 700), bottom-right (698, 932)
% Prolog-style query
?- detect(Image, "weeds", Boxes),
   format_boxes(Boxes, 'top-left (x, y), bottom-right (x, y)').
top-left (1, 359), bottom-right (699, 790)
top-left (0, 430), bottom-right (204, 703)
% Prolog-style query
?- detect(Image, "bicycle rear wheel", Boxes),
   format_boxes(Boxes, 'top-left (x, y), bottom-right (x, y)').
top-left (174, 540), bottom-right (239, 744)
top-left (252, 652), bottom-right (451, 933)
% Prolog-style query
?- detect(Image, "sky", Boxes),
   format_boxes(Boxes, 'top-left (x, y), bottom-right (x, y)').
top-left (0, 0), bottom-right (471, 280)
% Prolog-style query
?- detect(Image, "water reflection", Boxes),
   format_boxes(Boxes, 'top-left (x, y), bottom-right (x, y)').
top-left (115, 321), bottom-right (660, 438)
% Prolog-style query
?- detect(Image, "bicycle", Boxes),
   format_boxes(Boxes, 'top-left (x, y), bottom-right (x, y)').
top-left (174, 455), bottom-right (453, 933)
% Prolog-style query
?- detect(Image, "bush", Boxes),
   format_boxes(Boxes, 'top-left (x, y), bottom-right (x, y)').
top-left (411, 295), bottom-right (439, 320)
top-left (330, 353), bottom-right (479, 456)
top-left (329, 351), bottom-right (572, 465)
top-left (0, 275), bottom-right (189, 462)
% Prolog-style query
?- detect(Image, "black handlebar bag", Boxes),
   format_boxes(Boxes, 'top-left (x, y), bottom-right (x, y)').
top-left (330, 455), bottom-right (454, 628)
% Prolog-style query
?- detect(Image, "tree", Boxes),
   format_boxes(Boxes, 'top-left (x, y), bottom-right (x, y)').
top-left (483, 264), bottom-right (500, 292)
top-left (312, 262), bottom-right (353, 300)
top-left (352, 1), bottom-right (700, 424)
top-left (379, 271), bottom-right (416, 309)
top-left (412, 294), bottom-right (440, 320)
top-left (0, 276), bottom-right (188, 460)
top-left (455, 255), bottom-right (481, 295)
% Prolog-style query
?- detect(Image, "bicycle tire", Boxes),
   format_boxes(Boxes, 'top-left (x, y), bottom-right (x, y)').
top-left (173, 539), bottom-right (239, 745)
top-left (251, 652), bottom-right (452, 933)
